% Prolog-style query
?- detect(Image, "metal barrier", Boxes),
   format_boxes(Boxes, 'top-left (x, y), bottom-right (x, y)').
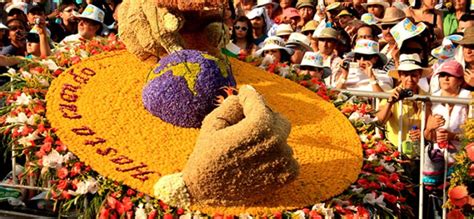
top-left (337, 89), bottom-right (473, 219)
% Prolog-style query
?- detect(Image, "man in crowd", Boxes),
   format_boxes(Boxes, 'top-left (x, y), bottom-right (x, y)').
top-left (61, 4), bottom-right (105, 44)
top-left (50, 1), bottom-right (79, 42)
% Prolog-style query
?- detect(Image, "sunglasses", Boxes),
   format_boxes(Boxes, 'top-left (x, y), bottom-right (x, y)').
top-left (8, 26), bottom-right (24, 31)
top-left (354, 53), bottom-right (375, 60)
top-left (402, 47), bottom-right (423, 55)
top-left (234, 25), bottom-right (248, 32)
top-left (300, 66), bottom-right (322, 71)
top-left (438, 72), bottom-right (459, 78)
top-left (381, 24), bottom-right (395, 30)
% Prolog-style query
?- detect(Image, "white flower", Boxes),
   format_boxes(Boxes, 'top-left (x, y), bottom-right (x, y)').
top-left (179, 214), bottom-right (192, 219)
top-left (381, 160), bottom-right (395, 172)
top-left (351, 186), bottom-right (364, 193)
top-left (72, 178), bottom-right (98, 195)
top-left (134, 204), bottom-right (146, 219)
top-left (15, 93), bottom-right (32, 105)
top-left (7, 68), bottom-right (16, 74)
top-left (359, 134), bottom-right (368, 142)
top-left (39, 59), bottom-right (59, 71)
top-left (17, 133), bottom-right (39, 146)
top-left (239, 213), bottom-right (253, 219)
top-left (42, 149), bottom-right (64, 169)
top-left (366, 154), bottom-right (377, 161)
top-left (21, 71), bottom-right (32, 79)
top-left (38, 78), bottom-right (49, 87)
top-left (79, 50), bottom-right (89, 58)
top-left (292, 210), bottom-right (305, 219)
top-left (6, 112), bottom-right (37, 125)
top-left (153, 173), bottom-right (190, 208)
top-left (363, 193), bottom-right (386, 208)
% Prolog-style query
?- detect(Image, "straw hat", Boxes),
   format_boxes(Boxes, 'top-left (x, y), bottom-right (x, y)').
top-left (299, 52), bottom-right (331, 78)
top-left (390, 18), bottom-right (427, 49)
top-left (336, 10), bottom-right (353, 18)
top-left (388, 53), bottom-right (432, 78)
top-left (458, 26), bottom-right (474, 45)
top-left (46, 50), bottom-right (362, 215)
top-left (275, 24), bottom-right (294, 37)
top-left (326, 2), bottom-right (342, 12)
top-left (301, 20), bottom-right (318, 33)
top-left (255, 36), bottom-right (294, 56)
top-left (296, 0), bottom-right (315, 9)
top-left (378, 7), bottom-right (406, 25)
top-left (315, 27), bottom-right (340, 41)
top-left (286, 32), bottom-right (313, 51)
top-left (362, 0), bottom-right (390, 9)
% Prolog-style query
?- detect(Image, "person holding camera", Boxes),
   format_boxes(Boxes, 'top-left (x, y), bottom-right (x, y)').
top-left (25, 17), bottom-right (51, 59)
top-left (376, 53), bottom-right (432, 147)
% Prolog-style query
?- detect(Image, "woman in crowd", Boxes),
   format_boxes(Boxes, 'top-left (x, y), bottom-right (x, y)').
top-left (423, 60), bottom-right (471, 186)
top-left (443, 0), bottom-right (469, 36)
top-left (231, 16), bottom-right (257, 56)
top-left (376, 53), bottom-right (432, 148)
top-left (405, 0), bottom-right (443, 41)
top-left (246, 7), bottom-right (272, 47)
top-left (334, 39), bottom-right (390, 91)
top-left (379, 7), bottom-right (406, 72)
top-left (255, 36), bottom-right (294, 75)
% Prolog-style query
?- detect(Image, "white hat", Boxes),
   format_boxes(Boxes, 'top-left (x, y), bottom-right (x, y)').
top-left (0, 23), bottom-right (8, 30)
top-left (275, 24), bottom-right (294, 37)
top-left (5, 2), bottom-right (28, 14)
top-left (354, 39), bottom-right (380, 55)
top-left (388, 53), bottom-right (432, 78)
top-left (390, 18), bottom-right (426, 49)
top-left (299, 52), bottom-right (331, 78)
top-left (362, 0), bottom-right (390, 9)
top-left (246, 7), bottom-right (265, 20)
top-left (255, 36), bottom-right (294, 56)
top-left (75, 4), bottom-right (105, 24)
top-left (255, 0), bottom-right (279, 9)
top-left (286, 32), bottom-right (313, 51)
top-left (361, 13), bottom-right (379, 25)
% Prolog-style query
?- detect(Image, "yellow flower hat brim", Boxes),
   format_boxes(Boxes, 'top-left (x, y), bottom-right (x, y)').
top-left (46, 50), bottom-right (363, 215)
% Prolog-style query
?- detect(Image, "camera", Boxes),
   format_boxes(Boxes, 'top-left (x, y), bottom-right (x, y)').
top-left (341, 60), bottom-right (350, 70)
top-left (34, 18), bottom-right (41, 25)
top-left (398, 89), bottom-right (414, 100)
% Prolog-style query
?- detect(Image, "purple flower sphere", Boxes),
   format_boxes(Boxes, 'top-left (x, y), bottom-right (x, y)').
top-left (142, 50), bottom-right (236, 128)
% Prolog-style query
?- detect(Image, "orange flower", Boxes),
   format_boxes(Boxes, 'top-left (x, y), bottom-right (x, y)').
top-left (468, 164), bottom-right (474, 178)
top-left (447, 209), bottom-right (465, 219)
top-left (465, 142), bottom-right (474, 162)
top-left (448, 185), bottom-right (469, 207)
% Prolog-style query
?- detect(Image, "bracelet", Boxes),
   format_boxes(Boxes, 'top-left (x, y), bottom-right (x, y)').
top-left (369, 79), bottom-right (379, 85)
top-left (337, 78), bottom-right (347, 84)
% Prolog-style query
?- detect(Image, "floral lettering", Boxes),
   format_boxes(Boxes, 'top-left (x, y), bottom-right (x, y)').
top-left (96, 147), bottom-right (117, 156)
top-left (110, 155), bottom-right (133, 165)
top-left (59, 104), bottom-right (82, 119)
top-left (71, 126), bottom-right (96, 136)
top-left (85, 137), bottom-right (106, 147)
top-left (60, 84), bottom-right (80, 102)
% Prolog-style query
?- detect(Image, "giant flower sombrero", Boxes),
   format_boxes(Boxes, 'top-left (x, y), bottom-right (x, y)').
top-left (46, 50), bottom-right (363, 215)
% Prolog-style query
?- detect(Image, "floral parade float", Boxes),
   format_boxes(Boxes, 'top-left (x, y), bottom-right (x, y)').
top-left (0, 0), bottom-right (443, 218)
